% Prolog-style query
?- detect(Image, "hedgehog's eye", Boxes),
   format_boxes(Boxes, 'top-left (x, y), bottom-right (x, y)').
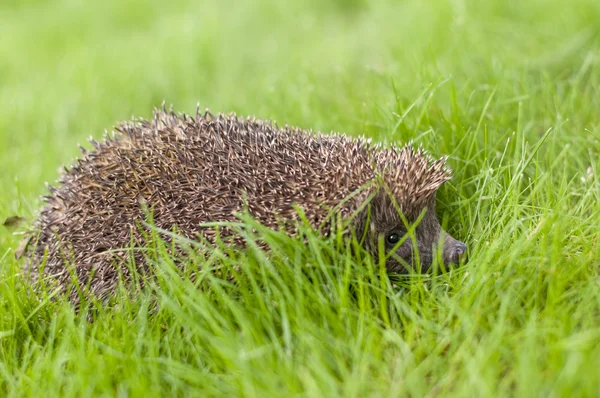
top-left (386, 232), bottom-right (402, 245)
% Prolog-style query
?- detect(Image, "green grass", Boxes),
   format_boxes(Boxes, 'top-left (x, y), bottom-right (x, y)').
top-left (2, 0), bottom-right (600, 396)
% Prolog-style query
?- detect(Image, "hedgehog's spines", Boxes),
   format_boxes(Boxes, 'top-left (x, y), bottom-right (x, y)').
top-left (24, 107), bottom-right (456, 304)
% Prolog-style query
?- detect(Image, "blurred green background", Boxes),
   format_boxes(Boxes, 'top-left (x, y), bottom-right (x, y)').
top-left (2, 0), bottom-right (599, 214)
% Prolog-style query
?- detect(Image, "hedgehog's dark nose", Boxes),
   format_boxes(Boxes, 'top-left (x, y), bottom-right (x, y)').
top-left (442, 232), bottom-right (468, 266)
top-left (450, 242), bottom-right (468, 263)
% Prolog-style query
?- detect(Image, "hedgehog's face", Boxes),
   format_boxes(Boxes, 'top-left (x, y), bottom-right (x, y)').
top-left (359, 191), bottom-right (467, 273)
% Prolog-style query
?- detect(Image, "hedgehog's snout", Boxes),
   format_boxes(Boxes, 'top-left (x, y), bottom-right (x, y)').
top-left (443, 234), bottom-right (468, 265)
top-left (450, 241), bottom-right (467, 263)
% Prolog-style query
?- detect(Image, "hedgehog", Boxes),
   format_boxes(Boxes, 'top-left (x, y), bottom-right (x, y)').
top-left (21, 107), bottom-right (467, 304)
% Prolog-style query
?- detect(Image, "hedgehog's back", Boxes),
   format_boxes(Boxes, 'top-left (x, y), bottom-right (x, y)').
top-left (25, 110), bottom-right (378, 302)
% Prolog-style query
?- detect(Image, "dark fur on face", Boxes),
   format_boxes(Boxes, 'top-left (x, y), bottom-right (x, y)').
top-left (354, 187), bottom-right (466, 273)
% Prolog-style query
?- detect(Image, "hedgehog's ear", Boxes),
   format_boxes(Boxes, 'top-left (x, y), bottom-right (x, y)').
top-left (347, 183), bottom-right (383, 242)
top-left (363, 187), bottom-right (400, 227)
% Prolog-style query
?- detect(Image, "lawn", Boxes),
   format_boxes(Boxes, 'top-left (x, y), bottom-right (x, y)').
top-left (1, 0), bottom-right (600, 396)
